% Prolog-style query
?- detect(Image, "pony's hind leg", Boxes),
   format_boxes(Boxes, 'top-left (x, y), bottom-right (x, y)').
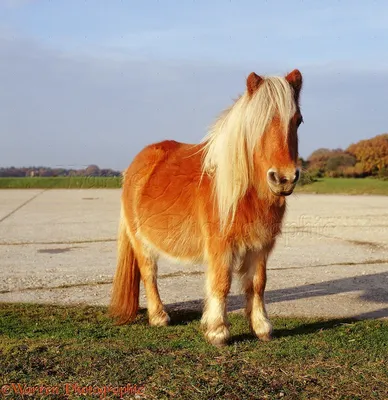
top-left (134, 244), bottom-right (170, 327)
top-left (201, 250), bottom-right (232, 346)
top-left (240, 248), bottom-right (273, 341)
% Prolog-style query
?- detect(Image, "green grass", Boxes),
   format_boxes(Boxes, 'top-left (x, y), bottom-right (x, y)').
top-left (296, 177), bottom-right (388, 195)
top-left (0, 176), bottom-right (122, 189)
top-left (1, 303), bottom-right (387, 399)
top-left (1, 176), bottom-right (388, 195)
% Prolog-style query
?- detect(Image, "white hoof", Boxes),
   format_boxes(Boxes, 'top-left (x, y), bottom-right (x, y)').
top-left (251, 317), bottom-right (273, 342)
top-left (205, 324), bottom-right (230, 346)
top-left (149, 310), bottom-right (170, 327)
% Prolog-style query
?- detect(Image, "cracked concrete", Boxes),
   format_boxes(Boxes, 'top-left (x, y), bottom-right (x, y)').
top-left (0, 189), bottom-right (387, 320)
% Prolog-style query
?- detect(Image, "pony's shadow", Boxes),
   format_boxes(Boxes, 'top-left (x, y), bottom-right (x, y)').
top-left (162, 270), bottom-right (388, 342)
top-left (228, 318), bottom-right (358, 344)
top-left (168, 307), bottom-right (204, 325)
top-left (166, 299), bottom-right (360, 343)
top-left (165, 294), bottom-right (243, 325)
top-left (134, 305), bottom-right (203, 326)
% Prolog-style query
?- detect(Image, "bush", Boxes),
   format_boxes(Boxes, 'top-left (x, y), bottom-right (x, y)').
top-left (378, 167), bottom-right (388, 180)
top-left (308, 168), bottom-right (324, 179)
top-left (307, 149), bottom-right (357, 178)
top-left (297, 170), bottom-right (317, 186)
top-left (342, 166), bottom-right (361, 178)
top-left (326, 154), bottom-right (356, 173)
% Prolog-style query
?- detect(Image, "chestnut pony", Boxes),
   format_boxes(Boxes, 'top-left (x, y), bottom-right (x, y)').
top-left (110, 69), bottom-right (303, 346)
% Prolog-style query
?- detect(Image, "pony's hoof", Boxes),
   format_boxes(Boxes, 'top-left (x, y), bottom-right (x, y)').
top-left (257, 332), bottom-right (272, 342)
top-left (251, 319), bottom-right (273, 342)
top-left (149, 310), bottom-right (170, 327)
top-left (205, 324), bottom-right (230, 347)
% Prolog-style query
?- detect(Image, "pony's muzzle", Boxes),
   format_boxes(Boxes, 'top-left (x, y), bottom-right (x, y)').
top-left (267, 168), bottom-right (300, 196)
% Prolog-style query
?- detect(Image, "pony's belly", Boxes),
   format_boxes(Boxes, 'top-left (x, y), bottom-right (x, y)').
top-left (135, 164), bottom-right (204, 262)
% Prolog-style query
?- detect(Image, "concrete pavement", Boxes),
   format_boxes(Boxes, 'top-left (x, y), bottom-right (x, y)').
top-left (1, 189), bottom-right (387, 320)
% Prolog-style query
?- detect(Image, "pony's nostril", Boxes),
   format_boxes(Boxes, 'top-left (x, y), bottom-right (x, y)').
top-left (268, 169), bottom-right (299, 186)
top-left (268, 170), bottom-right (279, 184)
top-left (293, 169), bottom-right (300, 183)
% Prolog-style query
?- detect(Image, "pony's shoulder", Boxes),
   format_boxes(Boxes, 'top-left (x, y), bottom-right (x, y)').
top-left (142, 140), bottom-right (204, 161)
top-left (126, 140), bottom-right (204, 181)
top-left (127, 140), bottom-right (183, 169)
top-left (145, 140), bottom-right (182, 153)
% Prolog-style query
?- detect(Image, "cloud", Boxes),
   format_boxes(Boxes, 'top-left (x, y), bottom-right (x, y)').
top-left (0, 33), bottom-right (387, 169)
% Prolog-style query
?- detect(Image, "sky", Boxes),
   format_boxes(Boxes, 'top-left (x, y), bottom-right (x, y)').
top-left (1, 0), bottom-right (388, 170)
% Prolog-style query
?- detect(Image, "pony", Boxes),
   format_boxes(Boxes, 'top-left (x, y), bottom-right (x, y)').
top-left (110, 69), bottom-right (303, 346)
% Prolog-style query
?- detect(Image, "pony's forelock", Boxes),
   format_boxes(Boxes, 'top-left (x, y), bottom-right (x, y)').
top-left (201, 76), bottom-right (297, 231)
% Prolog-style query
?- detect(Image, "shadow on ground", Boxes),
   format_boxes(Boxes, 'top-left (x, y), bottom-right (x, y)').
top-left (161, 271), bottom-right (388, 342)
top-left (166, 271), bottom-right (388, 321)
top-left (1, 272), bottom-right (386, 344)
top-left (132, 307), bottom-right (369, 343)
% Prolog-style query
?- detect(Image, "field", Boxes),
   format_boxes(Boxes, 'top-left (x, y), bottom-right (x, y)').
top-left (1, 176), bottom-right (388, 195)
top-left (1, 303), bottom-right (387, 400)
top-left (296, 177), bottom-right (388, 195)
top-left (0, 176), bottom-right (122, 189)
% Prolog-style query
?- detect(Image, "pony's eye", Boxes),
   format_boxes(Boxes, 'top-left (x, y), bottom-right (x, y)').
top-left (296, 115), bottom-right (304, 127)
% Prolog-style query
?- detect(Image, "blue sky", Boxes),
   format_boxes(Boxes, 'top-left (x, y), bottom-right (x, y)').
top-left (1, 0), bottom-right (388, 169)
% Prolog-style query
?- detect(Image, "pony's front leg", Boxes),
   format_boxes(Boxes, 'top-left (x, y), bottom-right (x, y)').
top-left (242, 249), bottom-right (273, 341)
top-left (201, 252), bottom-right (232, 346)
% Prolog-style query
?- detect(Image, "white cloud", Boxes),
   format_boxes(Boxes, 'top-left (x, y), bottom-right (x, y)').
top-left (1, 33), bottom-right (387, 169)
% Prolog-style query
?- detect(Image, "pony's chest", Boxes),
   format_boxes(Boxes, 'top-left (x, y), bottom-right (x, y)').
top-left (233, 201), bottom-right (286, 250)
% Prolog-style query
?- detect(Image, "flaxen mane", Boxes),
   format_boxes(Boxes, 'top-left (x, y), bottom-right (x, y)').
top-left (201, 77), bottom-right (297, 229)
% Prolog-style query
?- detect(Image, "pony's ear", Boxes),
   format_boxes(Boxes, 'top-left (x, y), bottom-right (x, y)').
top-left (246, 72), bottom-right (263, 97)
top-left (285, 69), bottom-right (303, 98)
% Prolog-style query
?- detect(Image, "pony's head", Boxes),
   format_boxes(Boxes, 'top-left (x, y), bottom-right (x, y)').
top-left (202, 69), bottom-right (303, 229)
top-left (248, 69), bottom-right (303, 197)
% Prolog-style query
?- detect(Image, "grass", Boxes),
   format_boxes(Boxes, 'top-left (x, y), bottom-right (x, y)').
top-left (0, 177), bottom-right (121, 189)
top-left (1, 303), bottom-right (387, 399)
top-left (1, 176), bottom-right (388, 195)
top-left (296, 177), bottom-right (388, 195)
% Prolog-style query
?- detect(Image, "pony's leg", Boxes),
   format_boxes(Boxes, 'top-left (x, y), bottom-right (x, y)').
top-left (134, 246), bottom-right (170, 327)
top-left (240, 248), bottom-right (273, 341)
top-left (201, 251), bottom-right (232, 346)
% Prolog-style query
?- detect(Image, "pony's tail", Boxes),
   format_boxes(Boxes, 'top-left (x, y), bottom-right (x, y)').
top-left (109, 206), bottom-right (140, 324)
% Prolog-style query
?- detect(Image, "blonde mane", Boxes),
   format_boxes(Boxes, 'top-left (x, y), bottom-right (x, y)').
top-left (201, 76), bottom-right (297, 230)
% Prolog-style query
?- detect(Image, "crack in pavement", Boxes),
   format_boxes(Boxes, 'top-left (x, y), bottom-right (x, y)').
top-left (0, 270), bottom-right (204, 294)
top-left (294, 229), bottom-right (387, 250)
top-left (2, 260), bottom-right (388, 295)
top-left (0, 190), bottom-right (47, 224)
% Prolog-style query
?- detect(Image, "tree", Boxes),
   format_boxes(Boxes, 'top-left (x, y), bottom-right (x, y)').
top-left (85, 165), bottom-right (100, 176)
top-left (326, 153), bottom-right (356, 172)
top-left (347, 134), bottom-right (388, 176)
top-left (307, 148), bottom-right (356, 177)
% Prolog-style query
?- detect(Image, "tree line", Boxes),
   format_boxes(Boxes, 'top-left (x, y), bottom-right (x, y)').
top-left (0, 164), bottom-right (121, 178)
top-left (299, 133), bottom-right (388, 180)
top-left (1, 134), bottom-right (387, 180)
